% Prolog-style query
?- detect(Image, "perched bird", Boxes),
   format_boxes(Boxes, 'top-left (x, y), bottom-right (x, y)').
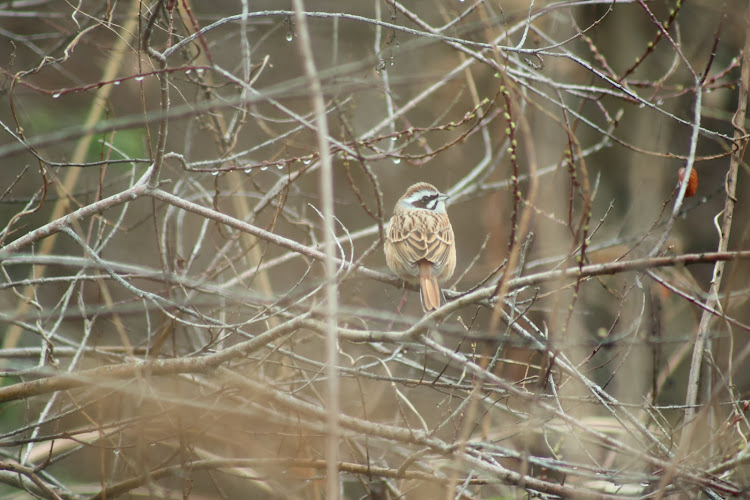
top-left (384, 182), bottom-right (456, 311)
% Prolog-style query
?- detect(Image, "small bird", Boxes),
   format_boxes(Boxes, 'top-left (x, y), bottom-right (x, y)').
top-left (384, 182), bottom-right (456, 311)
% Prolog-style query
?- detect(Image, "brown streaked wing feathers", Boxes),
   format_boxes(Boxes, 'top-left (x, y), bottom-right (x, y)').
top-left (386, 212), bottom-right (453, 279)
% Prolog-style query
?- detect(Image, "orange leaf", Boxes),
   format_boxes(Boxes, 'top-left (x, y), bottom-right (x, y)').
top-left (678, 167), bottom-right (698, 197)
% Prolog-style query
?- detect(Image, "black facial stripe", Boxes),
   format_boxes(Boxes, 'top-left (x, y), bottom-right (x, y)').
top-left (412, 194), bottom-right (438, 210)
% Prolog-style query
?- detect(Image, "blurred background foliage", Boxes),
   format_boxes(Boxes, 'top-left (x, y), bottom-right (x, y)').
top-left (0, 0), bottom-right (749, 498)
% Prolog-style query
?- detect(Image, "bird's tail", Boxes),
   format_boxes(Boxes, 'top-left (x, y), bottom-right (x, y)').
top-left (418, 261), bottom-right (443, 312)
